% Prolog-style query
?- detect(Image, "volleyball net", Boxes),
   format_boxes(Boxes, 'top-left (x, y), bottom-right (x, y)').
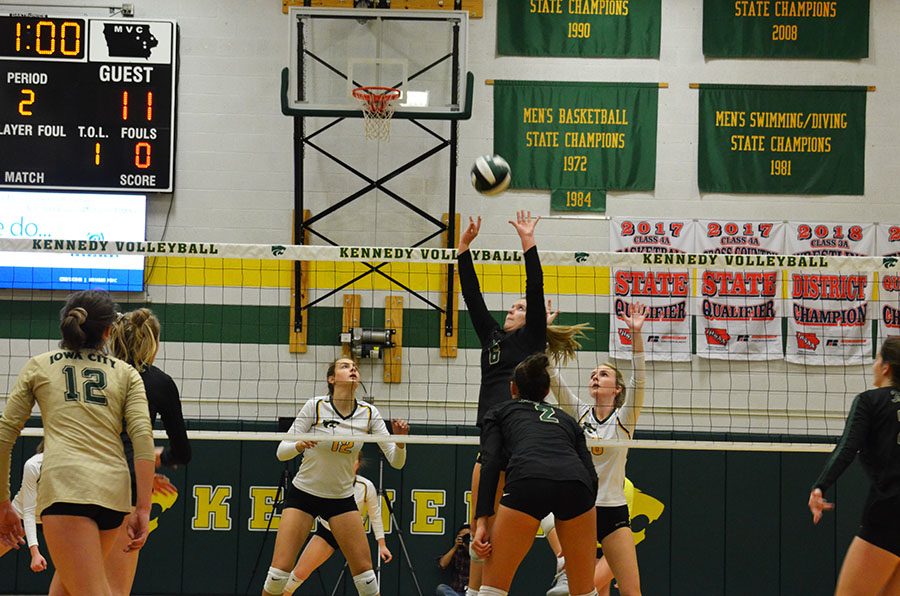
top-left (1, 237), bottom-right (894, 451)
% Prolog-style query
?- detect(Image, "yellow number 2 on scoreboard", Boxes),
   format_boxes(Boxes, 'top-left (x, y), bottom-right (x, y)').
top-left (18, 88), bottom-right (35, 116)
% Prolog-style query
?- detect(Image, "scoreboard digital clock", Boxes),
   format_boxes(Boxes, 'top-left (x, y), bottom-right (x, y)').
top-left (0, 15), bottom-right (177, 192)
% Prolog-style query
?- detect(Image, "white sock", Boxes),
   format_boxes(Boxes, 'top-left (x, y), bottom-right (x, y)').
top-left (283, 572), bottom-right (303, 594)
top-left (556, 555), bottom-right (566, 573)
top-left (466, 589), bottom-right (479, 596)
top-left (478, 587), bottom-right (508, 596)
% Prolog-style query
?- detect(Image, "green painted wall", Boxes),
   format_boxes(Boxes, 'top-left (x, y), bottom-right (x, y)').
top-left (0, 427), bottom-right (868, 596)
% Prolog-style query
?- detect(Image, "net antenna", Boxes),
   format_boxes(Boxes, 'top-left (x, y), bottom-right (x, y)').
top-left (352, 86), bottom-right (401, 141)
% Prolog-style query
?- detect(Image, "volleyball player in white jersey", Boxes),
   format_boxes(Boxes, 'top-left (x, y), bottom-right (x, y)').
top-left (548, 302), bottom-right (647, 596)
top-left (261, 357), bottom-right (408, 596)
top-left (283, 459), bottom-right (390, 594)
top-left (0, 445), bottom-right (47, 573)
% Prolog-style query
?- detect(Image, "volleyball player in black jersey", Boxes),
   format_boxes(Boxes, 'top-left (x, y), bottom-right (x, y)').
top-left (808, 336), bottom-right (900, 595)
top-left (472, 353), bottom-right (598, 596)
top-left (457, 211), bottom-right (545, 596)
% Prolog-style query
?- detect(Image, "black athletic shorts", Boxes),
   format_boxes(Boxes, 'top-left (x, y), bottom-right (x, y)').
top-left (858, 492), bottom-right (900, 557)
top-left (312, 523), bottom-right (340, 550)
top-left (41, 502), bottom-right (126, 531)
top-left (283, 484), bottom-right (357, 521)
top-left (595, 504), bottom-right (631, 558)
top-left (499, 478), bottom-right (594, 522)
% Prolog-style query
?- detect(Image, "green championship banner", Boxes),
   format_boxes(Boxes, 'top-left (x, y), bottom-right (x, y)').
top-left (698, 85), bottom-right (866, 195)
top-left (494, 80), bottom-right (658, 195)
top-left (497, 0), bottom-right (661, 57)
top-left (703, 0), bottom-right (869, 59)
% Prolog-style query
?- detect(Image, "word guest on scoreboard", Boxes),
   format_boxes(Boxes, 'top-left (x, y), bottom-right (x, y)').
top-left (0, 15), bottom-right (177, 192)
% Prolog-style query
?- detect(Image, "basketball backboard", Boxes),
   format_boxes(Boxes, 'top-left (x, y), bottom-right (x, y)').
top-left (285, 7), bottom-right (470, 119)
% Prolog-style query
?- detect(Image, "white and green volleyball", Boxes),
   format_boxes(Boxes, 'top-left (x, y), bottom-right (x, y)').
top-left (471, 154), bottom-right (511, 196)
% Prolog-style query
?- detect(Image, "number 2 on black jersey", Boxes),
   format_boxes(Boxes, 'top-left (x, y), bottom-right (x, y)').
top-left (533, 402), bottom-right (559, 424)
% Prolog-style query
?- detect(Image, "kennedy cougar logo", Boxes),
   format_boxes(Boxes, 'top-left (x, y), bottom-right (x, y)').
top-left (884, 257), bottom-right (898, 269)
top-left (322, 420), bottom-right (340, 429)
top-left (271, 245), bottom-right (286, 256)
top-left (574, 252), bottom-right (589, 263)
top-left (796, 332), bottom-right (820, 350)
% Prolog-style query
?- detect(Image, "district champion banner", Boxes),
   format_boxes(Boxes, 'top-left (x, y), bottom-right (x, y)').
top-left (698, 85), bottom-right (867, 195)
top-left (785, 222), bottom-right (874, 365)
top-left (696, 220), bottom-right (786, 361)
top-left (494, 80), bottom-right (658, 193)
top-left (498, 0), bottom-right (661, 57)
top-left (610, 217), bottom-right (695, 362)
top-left (703, 0), bottom-right (870, 59)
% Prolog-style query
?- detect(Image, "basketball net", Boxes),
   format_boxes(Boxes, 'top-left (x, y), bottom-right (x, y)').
top-left (353, 86), bottom-right (401, 141)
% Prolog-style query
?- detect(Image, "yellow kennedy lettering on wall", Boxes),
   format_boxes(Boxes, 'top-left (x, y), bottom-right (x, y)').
top-left (192, 485), bottom-right (232, 531)
top-left (410, 490), bottom-right (446, 534)
top-left (248, 486), bottom-right (281, 531)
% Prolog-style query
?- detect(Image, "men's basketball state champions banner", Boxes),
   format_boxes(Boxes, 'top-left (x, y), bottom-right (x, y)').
top-left (696, 221), bottom-right (786, 360)
top-left (698, 85), bottom-right (867, 195)
top-left (703, 0), bottom-right (870, 59)
top-left (785, 222), bottom-right (875, 365)
top-left (493, 81), bottom-right (658, 203)
top-left (610, 218), bottom-right (695, 362)
top-left (497, 0), bottom-right (661, 57)
top-left (875, 224), bottom-right (900, 346)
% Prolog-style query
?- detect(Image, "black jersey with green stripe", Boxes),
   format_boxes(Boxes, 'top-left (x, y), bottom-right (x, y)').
top-left (813, 387), bottom-right (900, 497)
top-left (476, 399), bottom-right (597, 518)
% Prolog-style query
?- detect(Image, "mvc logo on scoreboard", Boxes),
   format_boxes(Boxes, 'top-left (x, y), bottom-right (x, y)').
top-left (89, 20), bottom-right (173, 64)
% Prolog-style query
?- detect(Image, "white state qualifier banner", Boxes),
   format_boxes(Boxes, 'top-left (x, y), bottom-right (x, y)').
top-left (875, 223), bottom-right (900, 344)
top-left (696, 220), bottom-right (786, 360)
top-left (610, 217), bottom-right (695, 362)
top-left (786, 222), bottom-right (875, 366)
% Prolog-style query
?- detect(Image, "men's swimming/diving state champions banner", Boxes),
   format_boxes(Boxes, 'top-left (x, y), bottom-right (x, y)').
top-left (875, 224), bottom-right (900, 345)
top-left (785, 222), bottom-right (874, 365)
top-left (698, 85), bottom-right (867, 195)
top-left (610, 218), bottom-right (695, 362)
top-left (493, 81), bottom-right (658, 197)
top-left (497, 0), bottom-right (661, 57)
top-left (703, 0), bottom-right (870, 59)
top-left (696, 220), bottom-right (786, 360)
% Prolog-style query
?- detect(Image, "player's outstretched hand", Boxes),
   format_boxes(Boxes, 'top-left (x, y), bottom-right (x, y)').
top-left (623, 301), bottom-right (648, 332)
top-left (391, 419), bottom-right (410, 436)
top-left (546, 298), bottom-right (559, 326)
top-left (458, 216), bottom-right (482, 252)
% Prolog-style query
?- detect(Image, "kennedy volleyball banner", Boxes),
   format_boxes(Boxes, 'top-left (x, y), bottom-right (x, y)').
top-left (703, 0), bottom-right (870, 59)
top-left (697, 85), bottom-right (867, 195)
top-left (696, 220), bottom-right (786, 360)
top-left (493, 80), bottom-right (659, 193)
top-left (497, 0), bottom-right (661, 57)
top-left (610, 217), bottom-right (694, 362)
top-left (785, 222), bottom-right (874, 365)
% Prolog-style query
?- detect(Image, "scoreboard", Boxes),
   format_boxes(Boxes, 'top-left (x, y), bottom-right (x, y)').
top-left (0, 15), bottom-right (177, 192)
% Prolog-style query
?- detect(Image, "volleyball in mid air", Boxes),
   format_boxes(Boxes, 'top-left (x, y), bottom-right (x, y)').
top-left (471, 154), bottom-right (511, 196)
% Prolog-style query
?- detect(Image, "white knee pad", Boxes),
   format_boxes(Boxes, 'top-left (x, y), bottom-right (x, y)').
top-left (478, 587), bottom-right (508, 596)
top-left (263, 567), bottom-right (290, 595)
top-left (540, 513), bottom-right (556, 536)
top-left (283, 571), bottom-right (303, 594)
top-left (352, 569), bottom-right (379, 596)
